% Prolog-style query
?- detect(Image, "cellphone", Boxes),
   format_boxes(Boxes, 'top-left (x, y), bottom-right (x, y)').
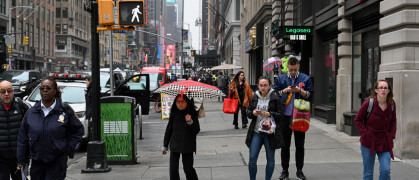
top-left (291, 85), bottom-right (296, 88)
top-left (256, 110), bottom-right (261, 112)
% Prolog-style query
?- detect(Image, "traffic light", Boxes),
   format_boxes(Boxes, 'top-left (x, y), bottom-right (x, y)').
top-left (23, 36), bottom-right (29, 45)
top-left (8, 46), bottom-right (11, 54)
top-left (191, 50), bottom-right (196, 57)
top-left (117, 0), bottom-right (145, 26)
top-left (98, 0), bottom-right (115, 26)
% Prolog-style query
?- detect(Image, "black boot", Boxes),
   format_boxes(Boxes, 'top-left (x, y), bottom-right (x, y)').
top-left (279, 170), bottom-right (289, 180)
top-left (242, 124), bottom-right (247, 128)
top-left (296, 170), bottom-right (306, 180)
top-left (234, 125), bottom-right (239, 129)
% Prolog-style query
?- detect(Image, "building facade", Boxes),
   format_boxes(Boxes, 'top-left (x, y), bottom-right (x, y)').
top-left (220, 0), bottom-right (241, 77)
top-left (55, 0), bottom-right (91, 72)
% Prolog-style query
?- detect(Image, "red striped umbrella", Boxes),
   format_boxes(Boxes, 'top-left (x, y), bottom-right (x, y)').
top-left (155, 80), bottom-right (225, 99)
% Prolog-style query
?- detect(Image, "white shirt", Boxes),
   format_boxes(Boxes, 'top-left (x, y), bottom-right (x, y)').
top-left (41, 99), bottom-right (57, 117)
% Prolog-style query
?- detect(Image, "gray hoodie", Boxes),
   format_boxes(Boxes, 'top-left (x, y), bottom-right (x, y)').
top-left (253, 88), bottom-right (274, 132)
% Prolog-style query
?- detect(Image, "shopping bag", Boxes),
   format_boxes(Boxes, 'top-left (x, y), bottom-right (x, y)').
top-left (223, 93), bottom-right (238, 114)
top-left (291, 99), bottom-right (310, 132)
top-left (198, 104), bottom-right (205, 118)
top-left (258, 117), bottom-right (276, 135)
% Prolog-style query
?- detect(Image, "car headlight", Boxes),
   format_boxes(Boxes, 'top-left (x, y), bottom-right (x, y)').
top-left (75, 111), bottom-right (85, 119)
top-left (20, 85), bottom-right (26, 92)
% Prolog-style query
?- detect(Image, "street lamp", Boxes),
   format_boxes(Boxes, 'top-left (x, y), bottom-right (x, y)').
top-left (8, 6), bottom-right (33, 69)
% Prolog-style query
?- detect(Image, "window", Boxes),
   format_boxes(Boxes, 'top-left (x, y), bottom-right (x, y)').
top-left (57, 44), bottom-right (65, 50)
top-left (47, 31), bottom-right (50, 55)
top-left (75, 12), bottom-right (78, 21)
top-left (235, 0), bottom-right (240, 21)
top-left (41, 30), bottom-right (45, 55)
top-left (62, 24), bottom-right (68, 34)
top-left (56, 24), bottom-right (61, 34)
top-left (63, 8), bottom-right (68, 18)
top-left (293, 0), bottom-right (302, 25)
top-left (47, 10), bottom-right (50, 23)
top-left (56, 8), bottom-right (61, 17)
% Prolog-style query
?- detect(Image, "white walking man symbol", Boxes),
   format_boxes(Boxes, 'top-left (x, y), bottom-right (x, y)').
top-left (131, 5), bottom-right (142, 22)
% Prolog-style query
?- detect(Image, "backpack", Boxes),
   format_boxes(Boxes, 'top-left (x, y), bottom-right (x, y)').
top-left (363, 98), bottom-right (394, 123)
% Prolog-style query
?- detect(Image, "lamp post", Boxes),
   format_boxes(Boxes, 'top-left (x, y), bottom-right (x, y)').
top-left (8, 6), bottom-right (33, 69)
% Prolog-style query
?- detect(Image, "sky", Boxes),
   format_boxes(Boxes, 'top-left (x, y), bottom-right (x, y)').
top-left (183, 0), bottom-right (201, 52)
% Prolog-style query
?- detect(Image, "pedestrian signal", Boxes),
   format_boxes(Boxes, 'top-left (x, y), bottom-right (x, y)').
top-left (8, 46), bottom-right (11, 53)
top-left (23, 36), bottom-right (29, 45)
top-left (117, 0), bottom-right (145, 26)
top-left (98, 0), bottom-right (115, 26)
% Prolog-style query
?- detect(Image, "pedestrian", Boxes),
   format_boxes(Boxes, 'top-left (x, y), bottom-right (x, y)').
top-left (85, 75), bottom-right (93, 141)
top-left (229, 71), bottom-right (253, 129)
top-left (0, 81), bottom-right (30, 180)
top-left (354, 80), bottom-right (396, 180)
top-left (162, 93), bottom-right (200, 180)
top-left (17, 77), bottom-right (84, 180)
top-left (216, 72), bottom-right (228, 102)
top-left (273, 57), bottom-right (313, 180)
top-left (246, 76), bottom-right (283, 180)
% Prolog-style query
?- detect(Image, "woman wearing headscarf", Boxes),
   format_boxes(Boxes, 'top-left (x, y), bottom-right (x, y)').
top-left (162, 92), bottom-right (200, 180)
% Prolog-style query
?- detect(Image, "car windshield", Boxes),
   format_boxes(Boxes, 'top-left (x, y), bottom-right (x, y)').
top-left (142, 73), bottom-right (162, 83)
top-left (29, 85), bottom-right (85, 103)
top-left (0, 71), bottom-right (29, 81)
top-left (100, 73), bottom-right (110, 89)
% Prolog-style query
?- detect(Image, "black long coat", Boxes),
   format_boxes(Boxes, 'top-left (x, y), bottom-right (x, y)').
top-left (245, 90), bottom-right (284, 150)
top-left (163, 103), bottom-right (200, 153)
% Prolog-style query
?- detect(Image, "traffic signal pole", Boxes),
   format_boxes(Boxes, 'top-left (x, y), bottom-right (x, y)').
top-left (82, 1), bottom-right (111, 173)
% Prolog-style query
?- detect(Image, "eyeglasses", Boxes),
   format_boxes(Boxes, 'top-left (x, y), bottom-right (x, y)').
top-left (40, 87), bottom-right (53, 91)
top-left (376, 87), bottom-right (389, 90)
top-left (258, 84), bottom-right (269, 88)
top-left (176, 100), bottom-right (186, 104)
top-left (0, 89), bottom-right (13, 95)
top-left (288, 68), bottom-right (298, 72)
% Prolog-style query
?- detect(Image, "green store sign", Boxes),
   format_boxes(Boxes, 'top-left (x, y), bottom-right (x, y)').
top-left (285, 26), bottom-right (313, 35)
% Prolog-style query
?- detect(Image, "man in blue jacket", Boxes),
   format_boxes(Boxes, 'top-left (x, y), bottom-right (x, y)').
top-left (273, 57), bottom-right (313, 180)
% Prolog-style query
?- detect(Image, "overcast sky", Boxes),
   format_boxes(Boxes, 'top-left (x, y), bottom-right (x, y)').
top-left (183, 0), bottom-right (201, 51)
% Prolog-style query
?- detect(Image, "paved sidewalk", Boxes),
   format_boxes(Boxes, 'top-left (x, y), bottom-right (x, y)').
top-left (66, 98), bottom-right (419, 180)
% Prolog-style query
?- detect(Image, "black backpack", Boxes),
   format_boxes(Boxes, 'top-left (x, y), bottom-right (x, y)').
top-left (363, 98), bottom-right (394, 123)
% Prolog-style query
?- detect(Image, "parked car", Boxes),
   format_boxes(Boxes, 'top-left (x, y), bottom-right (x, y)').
top-left (24, 81), bottom-right (89, 144)
top-left (0, 70), bottom-right (42, 98)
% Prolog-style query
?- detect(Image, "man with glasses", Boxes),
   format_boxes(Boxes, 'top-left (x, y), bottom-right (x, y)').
top-left (0, 81), bottom-right (30, 180)
top-left (273, 57), bottom-right (313, 180)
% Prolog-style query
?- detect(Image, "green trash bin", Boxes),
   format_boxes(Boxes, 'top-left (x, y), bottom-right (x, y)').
top-left (100, 96), bottom-right (137, 165)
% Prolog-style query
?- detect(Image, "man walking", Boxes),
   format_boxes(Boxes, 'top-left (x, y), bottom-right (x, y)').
top-left (273, 57), bottom-right (313, 180)
top-left (131, 5), bottom-right (142, 22)
top-left (0, 81), bottom-right (30, 180)
top-left (216, 72), bottom-right (227, 102)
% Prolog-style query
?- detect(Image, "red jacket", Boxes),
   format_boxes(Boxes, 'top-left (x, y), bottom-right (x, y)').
top-left (354, 97), bottom-right (397, 159)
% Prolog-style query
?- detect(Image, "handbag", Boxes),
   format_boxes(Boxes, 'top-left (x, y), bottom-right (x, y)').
top-left (291, 99), bottom-right (311, 132)
top-left (198, 104), bottom-right (205, 118)
top-left (223, 93), bottom-right (238, 114)
top-left (258, 116), bottom-right (276, 135)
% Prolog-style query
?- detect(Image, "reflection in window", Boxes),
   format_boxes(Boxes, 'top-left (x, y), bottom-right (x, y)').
top-left (352, 34), bottom-right (362, 111)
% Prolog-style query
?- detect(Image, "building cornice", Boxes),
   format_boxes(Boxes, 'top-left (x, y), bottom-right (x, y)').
top-left (245, 2), bottom-right (272, 30)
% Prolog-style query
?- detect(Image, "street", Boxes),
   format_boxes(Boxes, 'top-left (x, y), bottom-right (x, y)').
top-left (66, 98), bottom-right (419, 180)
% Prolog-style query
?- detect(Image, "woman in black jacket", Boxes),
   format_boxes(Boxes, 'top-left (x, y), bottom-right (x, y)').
top-left (85, 76), bottom-right (92, 141)
top-left (246, 76), bottom-right (284, 180)
top-left (162, 94), bottom-right (200, 180)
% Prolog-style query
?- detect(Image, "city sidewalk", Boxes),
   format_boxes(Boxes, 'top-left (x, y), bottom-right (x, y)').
top-left (66, 98), bottom-right (419, 180)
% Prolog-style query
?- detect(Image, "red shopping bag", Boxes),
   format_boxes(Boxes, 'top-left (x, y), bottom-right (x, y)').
top-left (223, 93), bottom-right (238, 114)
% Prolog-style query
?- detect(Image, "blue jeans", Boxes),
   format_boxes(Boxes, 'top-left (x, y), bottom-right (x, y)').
top-left (249, 132), bottom-right (275, 180)
top-left (360, 145), bottom-right (391, 180)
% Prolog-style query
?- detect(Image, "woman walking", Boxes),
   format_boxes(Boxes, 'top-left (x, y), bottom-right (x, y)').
top-left (354, 80), bottom-right (397, 180)
top-left (17, 77), bottom-right (84, 179)
top-left (246, 76), bottom-right (283, 180)
top-left (229, 71), bottom-right (253, 129)
top-left (162, 93), bottom-right (200, 180)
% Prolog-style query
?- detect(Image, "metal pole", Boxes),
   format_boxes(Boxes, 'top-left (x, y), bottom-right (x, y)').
top-left (180, 0), bottom-right (184, 77)
top-left (91, 1), bottom-right (101, 142)
top-left (109, 31), bottom-right (114, 96)
top-left (8, 7), bottom-right (12, 69)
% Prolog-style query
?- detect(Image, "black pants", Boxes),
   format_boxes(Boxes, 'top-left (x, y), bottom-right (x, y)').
top-left (30, 155), bottom-right (68, 180)
top-left (0, 159), bottom-right (22, 180)
top-left (170, 151), bottom-right (198, 180)
top-left (281, 115), bottom-right (306, 171)
top-left (233, 103), bottom-right (248, 126)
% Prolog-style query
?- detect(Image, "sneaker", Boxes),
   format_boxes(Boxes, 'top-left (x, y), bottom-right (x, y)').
top-left (234, 125), bottom-right (239, 129)
top-left (279, 170), bottom-right (289, 180)
top-left (296, 170), bottom-right (306, 180)
top-left (242, 124), bottom-right (247, 128)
